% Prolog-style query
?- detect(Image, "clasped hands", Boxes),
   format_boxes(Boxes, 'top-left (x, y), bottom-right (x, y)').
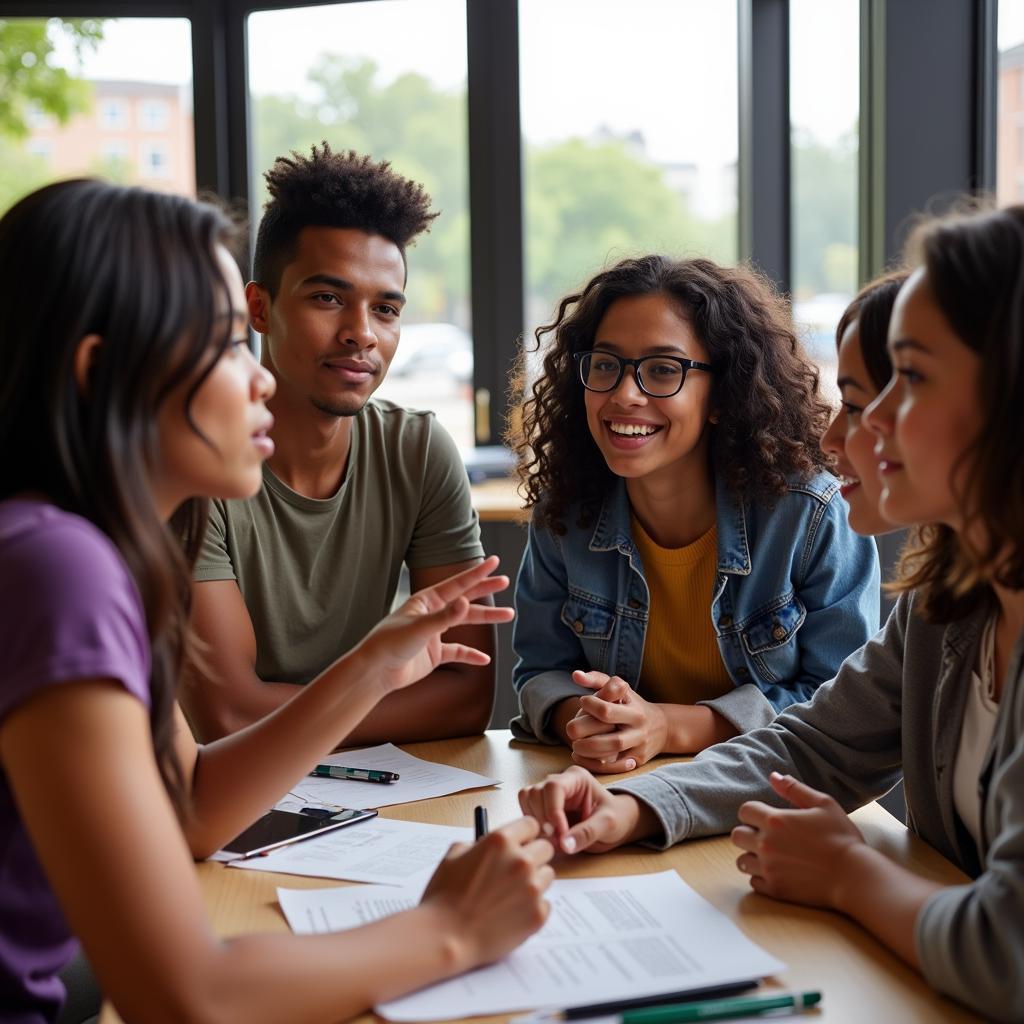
top-left (563, 670), bottom-right (669, 773)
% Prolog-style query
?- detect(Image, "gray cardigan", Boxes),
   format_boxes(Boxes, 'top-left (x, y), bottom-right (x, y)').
top-left (611, 591), bottom-right (1024, 1022)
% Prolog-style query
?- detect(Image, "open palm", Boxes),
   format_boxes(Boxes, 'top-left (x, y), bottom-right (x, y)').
top-left (358, 556), bottom-right (515, 693)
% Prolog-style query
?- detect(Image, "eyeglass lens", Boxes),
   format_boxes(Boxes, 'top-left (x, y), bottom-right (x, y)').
top-left (578, 352), bottom-right (686, 397)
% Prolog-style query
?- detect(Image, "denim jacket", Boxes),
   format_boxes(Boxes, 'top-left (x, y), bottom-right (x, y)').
top-left (511, 471), bottom-right (880, 742)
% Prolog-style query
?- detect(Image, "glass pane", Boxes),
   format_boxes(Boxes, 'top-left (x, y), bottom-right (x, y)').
top-left (0, 16), bottom-right (194, 216)
top-left (790, 0), bottom-right (859, 399)
top-left (519, 0), bottom-right (739, 334)
top-left (247, 1), bottom-right (473, 450)
top-left (997, 3), bottom-right (1024, 206)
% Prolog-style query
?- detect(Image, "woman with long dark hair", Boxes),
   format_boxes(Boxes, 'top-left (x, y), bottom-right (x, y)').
top-left (820, 269), bottom-right (908, 537)
top-left (520, 205), bottom-right (1024, 1022)
top-left (0, 179), bottom-right (553, 1024)
top-left (507, 256), bottom-right (879, 770)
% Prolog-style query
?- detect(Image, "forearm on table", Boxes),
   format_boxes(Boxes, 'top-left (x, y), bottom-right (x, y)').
top-left (186, 648), bottom-right (387, 854)
top-left (120, 903), bottom-right (467, 1024)
top-left (661, 703), bottom-right (739, 754)
top-left (831, 843), bottom-right (940, 969)
top-left (343, 663), bottom-right (493, 745)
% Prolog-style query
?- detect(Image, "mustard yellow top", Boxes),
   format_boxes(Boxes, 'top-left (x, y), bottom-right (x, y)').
top-left (631, 515), bottom-right (733, 705)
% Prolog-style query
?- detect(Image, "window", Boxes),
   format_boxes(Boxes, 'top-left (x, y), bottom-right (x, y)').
top-left (140, 142), bottom-right (170, 179)
top-left (0, 17), bottom-right (194, 215)
top-left (789, 0), bottom-right (860, 398)
top-left (519, 0), bottom-right (738, 337)
top-left (139, 99), bottom-right (169, 132)
top-left (247, 1), bottom-right (474, 449)
top-left (997, 5), bottom-right (1024, 207)
top-left (99, 97), bottom-right (128, 130)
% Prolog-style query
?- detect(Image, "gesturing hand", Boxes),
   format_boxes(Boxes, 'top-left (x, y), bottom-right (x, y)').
top-left (730, 771), bottom-right (866, 909)
top-left (356, 556), bottom-right (514, 695)
top-left (566, 670), bottom-right (668, 773)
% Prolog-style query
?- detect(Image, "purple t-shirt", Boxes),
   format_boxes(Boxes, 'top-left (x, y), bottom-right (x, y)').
top-left (0, 500), bottom-right (150, 1023)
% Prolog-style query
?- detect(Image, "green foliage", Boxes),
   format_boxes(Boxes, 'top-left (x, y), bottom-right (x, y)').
top-left (0, 18), bottom-right (105, 139)
top-left (250, 56), bottom-right (735, 328)
top-left (792, 127), bottom-right (858, 298)
top-left (525, 137), bottom-right (735, 321)
top-left (0, 136), bottom-right (51, 209)
top-left (251, 56), bottom-right (468, 324)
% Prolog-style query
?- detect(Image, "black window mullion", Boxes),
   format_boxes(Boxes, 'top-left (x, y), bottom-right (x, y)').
top-left (737, 0), bottom-right (791, 295)
top-left (466, 0), bottom-right (523, 447)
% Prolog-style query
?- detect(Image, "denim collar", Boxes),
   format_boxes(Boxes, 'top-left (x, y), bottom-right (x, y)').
top-left (588, 476), bottom-right (751, 576)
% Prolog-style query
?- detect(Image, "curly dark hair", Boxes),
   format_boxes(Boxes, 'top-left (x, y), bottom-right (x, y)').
top-left (507, 255), bottom-right (833, 533)
top-left (888, 204), bottom-right (1024, 621)
top-left (252, 142), bottom-right (438, 296)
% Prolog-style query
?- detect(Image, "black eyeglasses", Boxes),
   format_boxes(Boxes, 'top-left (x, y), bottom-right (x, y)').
top-left (573, 349), bottom-right (713, 398)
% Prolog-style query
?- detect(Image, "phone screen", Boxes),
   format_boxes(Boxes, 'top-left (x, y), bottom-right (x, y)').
top-left (222, 807), bottom-right (377, 859)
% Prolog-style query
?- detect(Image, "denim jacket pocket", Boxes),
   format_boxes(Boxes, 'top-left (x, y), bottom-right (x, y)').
top-left (741, 593), bottom-right (806, 655)
top-left (561, 593), bottom-right (617, 641)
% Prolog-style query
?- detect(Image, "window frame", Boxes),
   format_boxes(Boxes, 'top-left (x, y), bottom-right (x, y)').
top-left (0, 0), bottom-right (1000, 448)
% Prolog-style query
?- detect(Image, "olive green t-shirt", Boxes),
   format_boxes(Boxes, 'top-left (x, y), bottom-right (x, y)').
top-left (194, 400), bottom-right (484, 684)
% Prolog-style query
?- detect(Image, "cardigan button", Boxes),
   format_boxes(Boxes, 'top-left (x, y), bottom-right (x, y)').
top-left (572, 619), bottom-right (585, 634)
top-left (772, 623), bottom-right (787, 641)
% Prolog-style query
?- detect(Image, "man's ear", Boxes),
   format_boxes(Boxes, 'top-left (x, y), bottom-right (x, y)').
top-left (72, 334), bottom-right (103, 398)
top-left (246, 281), bottom-right (271, 334)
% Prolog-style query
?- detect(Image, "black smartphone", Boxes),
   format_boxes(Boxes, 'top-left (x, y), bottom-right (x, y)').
top-left (221, 807), bottom-right (378, 860)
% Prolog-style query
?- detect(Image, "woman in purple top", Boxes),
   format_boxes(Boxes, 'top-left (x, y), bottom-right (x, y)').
top-left (0, 180), bottom-right (554, 1023)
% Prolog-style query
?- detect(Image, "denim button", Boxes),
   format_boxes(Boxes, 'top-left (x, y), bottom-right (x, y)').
top-left (719, 615), bottom-right (733, 628)
top-left (772, 623), bottom-right (787, 641)
top-left (736, 666), bottom-right (749, 677)
top-left (573, 619), bottom-right (585, 634)
top-left (627, 598), bottom-right (642, 610)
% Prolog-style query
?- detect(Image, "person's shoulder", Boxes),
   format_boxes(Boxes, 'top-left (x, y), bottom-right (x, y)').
top-left (363, 397), bottom-right (436, 430)
top-left (778, 468), bottom-right (841, 507)
top-left (0, 500), bottom-right (142, 627)
top-left (0, 500), bottom-right (131, 587)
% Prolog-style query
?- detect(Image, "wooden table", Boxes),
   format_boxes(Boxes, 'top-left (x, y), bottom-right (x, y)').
top-left (470, 478), bottom-right (527, 523)
top-left (102, 732), bottom-right (980, 1023)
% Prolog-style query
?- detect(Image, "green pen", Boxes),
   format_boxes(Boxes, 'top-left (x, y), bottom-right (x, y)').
top-left (618, 991), bottom-right (821, 1024)
top-left (310, 764), bottom-right (400, 784)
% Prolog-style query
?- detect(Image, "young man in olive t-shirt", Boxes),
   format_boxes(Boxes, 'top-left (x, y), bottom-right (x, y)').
top-left (183, 145), bottom-right (493, 744)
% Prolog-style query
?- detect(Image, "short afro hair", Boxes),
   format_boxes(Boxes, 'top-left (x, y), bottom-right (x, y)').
top-left (252, 142), bottom-right (438, 296)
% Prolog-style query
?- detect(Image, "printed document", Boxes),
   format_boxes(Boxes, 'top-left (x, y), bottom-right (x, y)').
top-left (279, 870), bottom-right (785, 1021)
top-left (230, 816), bottom-right (470, 887)
top-left (275, 743), bottom-right (499, 811)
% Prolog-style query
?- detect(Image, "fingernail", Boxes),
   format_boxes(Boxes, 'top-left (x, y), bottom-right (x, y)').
top-left (625, 759), bottom-right (636, 770)
top-left (562, 836), bottom-right (577, 853)
top-left (542, 822), bottom-right (554, 836)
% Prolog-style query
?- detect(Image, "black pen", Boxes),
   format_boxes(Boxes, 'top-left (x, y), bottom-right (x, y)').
top-left (474, 805), bottom-right (489, 840)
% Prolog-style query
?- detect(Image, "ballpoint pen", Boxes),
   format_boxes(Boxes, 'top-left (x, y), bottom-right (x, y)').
top-left (310, 764), bottom-right (400, 783)
top-left (519, 990), bottom-right (820, 1024)
top-left (474, 805), bottom-right (489, 840)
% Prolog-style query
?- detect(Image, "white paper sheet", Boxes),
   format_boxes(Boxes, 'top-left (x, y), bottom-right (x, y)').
top-left (278, 870), bottom-right (785, 1021)
top-left (230, 816), bottom-right (471, 887)
top-left (278, 882), bottom-right (421, 934)
top-left (274, 743), bottom-right (499, 812)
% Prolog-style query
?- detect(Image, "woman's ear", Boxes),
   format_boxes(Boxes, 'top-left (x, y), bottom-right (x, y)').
top-left (72, 334), bottom-right (103, 397)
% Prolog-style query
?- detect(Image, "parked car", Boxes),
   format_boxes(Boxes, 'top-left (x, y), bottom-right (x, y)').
top-left (389, 322), bottom-right (473, 383)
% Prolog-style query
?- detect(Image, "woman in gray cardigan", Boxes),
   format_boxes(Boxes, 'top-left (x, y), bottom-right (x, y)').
top-left (519, 205), bottom-right (1024, 1022)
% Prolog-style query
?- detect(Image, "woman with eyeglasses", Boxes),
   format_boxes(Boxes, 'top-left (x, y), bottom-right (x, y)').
top-left (506, 256), bottom-right (880, 770)
top-left (518, 208), bottom-right (1024, 1022)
